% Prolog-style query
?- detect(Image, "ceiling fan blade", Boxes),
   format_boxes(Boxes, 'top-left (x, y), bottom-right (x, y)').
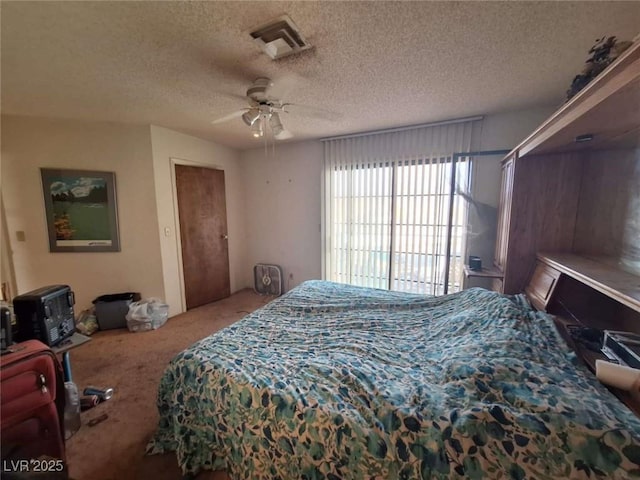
top-left (284, 103), bottom-right (342, 122)
top-left (211, 109), bottom-right (249, 125)
top-left (208, 52), bottom-right (266, 84)
top-left (218, 91), bottom-right (250, 102)
top-left (267, 73), bottom-right (302, 100)
top-left (275, 129), bottom-right (294, 140)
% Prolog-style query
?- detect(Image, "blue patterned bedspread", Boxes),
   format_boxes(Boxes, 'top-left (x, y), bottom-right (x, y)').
top-left (148, 281), bottom-right (640, 479)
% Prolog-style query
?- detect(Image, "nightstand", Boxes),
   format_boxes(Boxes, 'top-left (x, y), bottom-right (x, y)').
top-left (463, 264), bottom-right (504, 280)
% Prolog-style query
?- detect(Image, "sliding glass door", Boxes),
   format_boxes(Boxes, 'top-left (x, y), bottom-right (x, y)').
top-left (322, 119), bottom-right (479, 295)
top-left (326, 157), bottom-right (470, 295)
top-left (329, 162), bottom-right (393, 289)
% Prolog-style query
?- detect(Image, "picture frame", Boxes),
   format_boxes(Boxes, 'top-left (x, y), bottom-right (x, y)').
top-left (40, 168), bottom-right (120, 252)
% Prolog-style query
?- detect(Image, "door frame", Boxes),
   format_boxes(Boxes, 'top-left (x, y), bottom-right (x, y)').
top-left (169, 157), bottom-right (224, 312)
top-left (0, 196), bottom-right (18, 301)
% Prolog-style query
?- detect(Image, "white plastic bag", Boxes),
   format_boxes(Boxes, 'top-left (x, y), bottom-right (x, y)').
top-left (125, 298), bottom-right (169, 332)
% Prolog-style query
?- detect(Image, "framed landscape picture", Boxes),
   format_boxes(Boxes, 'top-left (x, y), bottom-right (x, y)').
top-left (41, 168), bottom-right (120, 252)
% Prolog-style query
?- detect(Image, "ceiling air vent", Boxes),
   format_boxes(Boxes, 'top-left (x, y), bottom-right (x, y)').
top-left (249, 15), bottom-right (311, 60)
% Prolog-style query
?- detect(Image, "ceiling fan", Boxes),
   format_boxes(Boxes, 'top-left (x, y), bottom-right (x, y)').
top-left (211, 77), bottom-right (337, 140)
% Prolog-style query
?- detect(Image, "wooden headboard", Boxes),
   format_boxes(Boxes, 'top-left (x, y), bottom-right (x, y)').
top-left (525, 253), bottom-right (640, 417)
top-left (526, 253), bottom-right (640, 334)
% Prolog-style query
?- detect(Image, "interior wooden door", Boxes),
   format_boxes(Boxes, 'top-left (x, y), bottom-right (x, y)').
top-left (175, 165), bottom-right (230, 309)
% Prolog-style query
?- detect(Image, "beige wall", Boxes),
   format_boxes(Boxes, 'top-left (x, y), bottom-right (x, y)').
top-left (474, 105), bottom-right (557, 205)
top-left (1, 115), bottom-right (164, 310)
top-left (150, 126), bottom-right (246, 315)
top-left (239, 141), bottom-right (323, 291)
top-left (240, 106), bottom-right (556, 292)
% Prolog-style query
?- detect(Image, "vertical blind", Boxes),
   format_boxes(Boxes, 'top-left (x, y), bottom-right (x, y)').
top-left (321, 118), bottom-right (482, 295)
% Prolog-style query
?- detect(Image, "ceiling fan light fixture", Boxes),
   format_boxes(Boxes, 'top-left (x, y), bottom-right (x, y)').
top-left (270, 112), bottom-right (284, 136)
top-left (251, 117), bottom-right (264, 138)
top-left (242, 109), bottom-right (260, 126)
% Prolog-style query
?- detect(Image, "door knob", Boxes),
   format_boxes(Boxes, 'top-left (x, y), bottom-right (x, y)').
top-left (221, 234), bottom-right (228, 240)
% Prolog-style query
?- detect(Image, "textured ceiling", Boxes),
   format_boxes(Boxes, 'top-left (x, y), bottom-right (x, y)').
top-left (2, 1), bottom-right (639, 150)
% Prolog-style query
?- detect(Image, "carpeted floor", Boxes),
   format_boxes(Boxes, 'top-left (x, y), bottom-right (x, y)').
top-left (65, 288), bottom-right (272, 480)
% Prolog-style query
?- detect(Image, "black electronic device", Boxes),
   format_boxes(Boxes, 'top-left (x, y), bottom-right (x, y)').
top-left (13, 285), bottom-right (75, 347)
top-left (602, 331), bottom-right (640, 369)
top-left (566, 325), bottom-right (604, 353)
top-left (468, 256), bottom-right (482, 271)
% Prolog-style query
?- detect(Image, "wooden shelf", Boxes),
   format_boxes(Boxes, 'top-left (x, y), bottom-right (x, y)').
top-left (553, 316), bottom-right (640, 417)
top-left (463, 264), bottom-right (504, 279)
top-left (509, 41), bottom-right (640, 158)
top-left (538, 253), bottom-right (640, 313)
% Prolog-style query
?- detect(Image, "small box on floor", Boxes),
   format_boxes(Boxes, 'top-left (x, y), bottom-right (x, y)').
top-left (93, 292), bottom-right (140, 330)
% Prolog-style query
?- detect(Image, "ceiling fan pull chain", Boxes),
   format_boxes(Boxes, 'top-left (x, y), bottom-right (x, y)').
top-left (264, 122), bottom-right (268, 157)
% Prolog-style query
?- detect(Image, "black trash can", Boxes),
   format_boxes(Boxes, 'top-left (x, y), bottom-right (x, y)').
top-left (92, 292), bottom-right (141, 330)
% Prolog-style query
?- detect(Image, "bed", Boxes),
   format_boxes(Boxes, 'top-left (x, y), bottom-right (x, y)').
top-left (147, 280), bottom-right (640, 479)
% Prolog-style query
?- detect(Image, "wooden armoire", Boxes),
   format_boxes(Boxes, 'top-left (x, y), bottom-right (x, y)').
top-left (492, 40), bottom-right (640, 332)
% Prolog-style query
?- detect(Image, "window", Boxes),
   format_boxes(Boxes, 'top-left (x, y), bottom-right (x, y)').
top-left (322, 119), bottom-right (481, 295)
